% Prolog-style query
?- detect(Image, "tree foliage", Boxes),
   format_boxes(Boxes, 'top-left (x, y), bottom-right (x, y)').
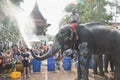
top-left (59, 0), bottom-right (115, 27)
top-left (0, 0), bottom-right (23, 44)
top-left (11, 0), bottom-right (23, 5)
top-left (108, 0), bottom-right (120, 19)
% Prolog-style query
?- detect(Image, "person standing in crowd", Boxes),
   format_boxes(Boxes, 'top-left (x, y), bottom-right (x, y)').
top-left (12, 45), bottom-right (19, 64)
top-left (22, 48), bottom-right (31, 78)
top-left (63, 48), bottom-right (73, 58)
top-left (39, 47), bottom-right (44, 56)
top-left (12, 44), bottom-right (18, 54)
top-left (54, 50), bottom-right (62, 70)
top-left (78, 42), bottom-right (89, 80)
top-left (42, 43), bottom-right (48, 54)
top-left (27, 48), bottom-right (33, 75)
top-left (4, 50), bottom-right (13, 74)
top-left (0, 52), bottom-right (4, 79)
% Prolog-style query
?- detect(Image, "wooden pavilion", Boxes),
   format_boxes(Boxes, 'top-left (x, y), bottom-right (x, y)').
top-left (30, 1), bottom-right (50, 35)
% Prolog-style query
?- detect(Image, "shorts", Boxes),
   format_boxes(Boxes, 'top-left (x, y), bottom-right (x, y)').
top-left (5, 64), bottom-right (12, 70)
top-left (22, 60), bottom-right (30, 67)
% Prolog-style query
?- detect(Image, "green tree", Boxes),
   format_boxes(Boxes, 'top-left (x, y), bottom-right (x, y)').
top-left (108, 0), bottom-right (120, 23)
top-left (11, 0), bottom-right (23, 5)
top-left (0, 0), bottom-right (23, 44)
top-left (59, 0), bottom-right (114, 27)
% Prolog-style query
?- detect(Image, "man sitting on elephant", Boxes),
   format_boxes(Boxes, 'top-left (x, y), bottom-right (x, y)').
top-left (70, 10), bottom-right (80, 49)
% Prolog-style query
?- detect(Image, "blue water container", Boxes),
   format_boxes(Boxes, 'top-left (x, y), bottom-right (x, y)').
top-left (64, 57), bottom-right (72, 71)
top-left (33, 59), bottom-right (41, 72)
top-left (47, 58), bottom-right (55, 71)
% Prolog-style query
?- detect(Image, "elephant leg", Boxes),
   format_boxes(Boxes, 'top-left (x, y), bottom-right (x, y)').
top-left (110, 56), bottom-right (114, 72)
top-left (93, 55), bottom-right (98, 74)
top-left (114, 66), bottom-right (120, 80)
top-left (104, 54), bottom-right (109, 73)
top-left (93, 61), bottom-right (98, 74)
top-left (98, 55), bottom-right (104, 76)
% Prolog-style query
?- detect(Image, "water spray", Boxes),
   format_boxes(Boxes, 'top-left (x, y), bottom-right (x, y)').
top-left (1, 0), bottom-right (36, 49)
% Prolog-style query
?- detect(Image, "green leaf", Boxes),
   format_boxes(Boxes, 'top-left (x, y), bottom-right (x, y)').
top-left (59, 0), bottom-right (117, 27)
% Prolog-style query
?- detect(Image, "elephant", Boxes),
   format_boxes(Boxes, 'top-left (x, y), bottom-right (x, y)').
top-left (93, 54), bottom-right (104, 76)
top-left (30, 22), bottom-right (120, 80)
top-left (104, 52), bottom-right (115, 73)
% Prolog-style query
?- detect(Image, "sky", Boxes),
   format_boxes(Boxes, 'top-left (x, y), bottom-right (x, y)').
top-left (21, 0), bottom-right (76, 36)
top-left (21, 0), bottom-right (120, 36)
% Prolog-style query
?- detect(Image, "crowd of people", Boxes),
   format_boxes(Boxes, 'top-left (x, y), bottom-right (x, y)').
top-left (0, 10), bottom-right (115, 79)
top-left (0, 43), bottom-right (49, 79)
top-left (0, 42), bottom-right (115, 79)
top-left (0, 45), bottom-right (31, 78)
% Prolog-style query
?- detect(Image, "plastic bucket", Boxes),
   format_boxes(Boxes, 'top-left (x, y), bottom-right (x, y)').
top-left (32, 59), bottom-right (41, 72)
top-left (47, 58), bottom-right (55, 71)
top-left (64, 57), bottom-right (72, 71)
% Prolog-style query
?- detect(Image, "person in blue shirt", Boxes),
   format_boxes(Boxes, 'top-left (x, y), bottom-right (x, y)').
top-left (78, 42), bottom-right (89, 80)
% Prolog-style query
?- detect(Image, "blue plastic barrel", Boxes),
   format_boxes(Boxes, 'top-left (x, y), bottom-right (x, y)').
top-left (64, 57), bottom-right (72, 71)
top-left (33, 59), bottom-right (41, 72)
top-left (47, 58), bottom-right (55, 71)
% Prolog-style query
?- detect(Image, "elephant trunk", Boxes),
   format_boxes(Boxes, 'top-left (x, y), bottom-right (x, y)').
top-left (30, 41), bottom-right (61, 61)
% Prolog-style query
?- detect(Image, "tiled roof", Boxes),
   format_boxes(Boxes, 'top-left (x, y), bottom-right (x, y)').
top-left (30, 1), bottom-right (46, 25)
top-left (31, 2), bottom-right (46, 21)
top-left (30, 1), bottom-right (50, 35)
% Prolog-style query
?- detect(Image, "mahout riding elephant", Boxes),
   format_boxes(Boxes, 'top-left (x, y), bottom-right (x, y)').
top-left (30, 22), bottom-right (120, 80)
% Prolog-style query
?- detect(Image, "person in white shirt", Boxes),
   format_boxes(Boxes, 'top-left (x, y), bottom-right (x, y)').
top-left (71, 10), bottom-right (80, 24)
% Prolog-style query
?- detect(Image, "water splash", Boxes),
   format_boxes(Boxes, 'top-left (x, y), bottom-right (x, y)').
top-left (1, 0), bottom-right (36, 49)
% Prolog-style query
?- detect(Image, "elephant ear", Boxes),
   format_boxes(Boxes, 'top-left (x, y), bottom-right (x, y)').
top-left (56, 26), bottom-right (74, 50)
top-left (56, 27), bottom-right (73, 44)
